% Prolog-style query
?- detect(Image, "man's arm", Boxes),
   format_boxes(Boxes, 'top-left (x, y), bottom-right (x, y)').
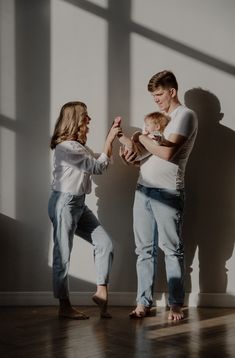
top-left (124, 132), bottom-right (187, 162)
top-left (138, 133), bottom-right (187, 160)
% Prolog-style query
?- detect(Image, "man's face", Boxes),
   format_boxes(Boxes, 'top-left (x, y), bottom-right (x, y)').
top-left (151, 87), bottom-right (174, 113)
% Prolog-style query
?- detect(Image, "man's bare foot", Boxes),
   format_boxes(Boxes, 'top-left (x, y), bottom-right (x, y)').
top-left (129, 304), bottom-right (151, 319)
top-left (168, 305), bottom-right (184, 321)
top-left (58, 306), bottom-right (89, 320)
top-left (92, 294), bottom-right (112, 319)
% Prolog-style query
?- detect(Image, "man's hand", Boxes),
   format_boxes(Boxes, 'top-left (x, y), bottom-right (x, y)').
top-left (119, 143), bottom-right (138, 164)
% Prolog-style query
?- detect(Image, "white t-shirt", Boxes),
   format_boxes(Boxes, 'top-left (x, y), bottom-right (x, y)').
top-left (51, 141), bottom-right (109, 195)
top-left (138, 105), bottom-right (198, 190)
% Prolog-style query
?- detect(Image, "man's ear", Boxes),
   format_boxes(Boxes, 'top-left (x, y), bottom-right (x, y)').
top-left (170, 88), bottom-right (177, 98)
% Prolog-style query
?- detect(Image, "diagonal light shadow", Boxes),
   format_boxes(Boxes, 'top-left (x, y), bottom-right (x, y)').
top-left (0, 114), bottom-right (17, 131)
top-left (63, 0), bottom-right (107, 18)
top-left (132, 22), bottom-right (235, 76)
top-left (63, 0), bottom-right (235, 76)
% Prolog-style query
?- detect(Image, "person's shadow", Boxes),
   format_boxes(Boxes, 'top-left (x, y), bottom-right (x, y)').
top-left (92, 126), bottom-right (141, 293)
top-left (183, 88), bottom-right (235, 299)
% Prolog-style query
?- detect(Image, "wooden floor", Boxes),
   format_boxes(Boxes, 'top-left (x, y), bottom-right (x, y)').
top-left (0, 306), bottom-right (235, 358)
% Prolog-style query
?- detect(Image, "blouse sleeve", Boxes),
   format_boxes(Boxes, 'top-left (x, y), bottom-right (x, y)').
top-left (57, 142), bottom-right (110, 174)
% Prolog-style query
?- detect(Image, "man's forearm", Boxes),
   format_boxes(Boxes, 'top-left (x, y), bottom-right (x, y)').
top-left (138, 134), bottom-right (176, 161)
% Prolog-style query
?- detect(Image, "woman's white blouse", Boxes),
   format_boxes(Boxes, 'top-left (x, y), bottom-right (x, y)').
top-left (51, 141), bottom-right (110, 195)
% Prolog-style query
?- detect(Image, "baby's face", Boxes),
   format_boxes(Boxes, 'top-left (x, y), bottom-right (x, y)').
top-left (144, 120), bottom-right (160, 134)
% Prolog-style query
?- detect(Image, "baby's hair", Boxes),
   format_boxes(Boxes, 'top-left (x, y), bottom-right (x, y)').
top-left (50, 101), bottom-right (88, 149)
top-left (144, 111), bottom-right (170, 133)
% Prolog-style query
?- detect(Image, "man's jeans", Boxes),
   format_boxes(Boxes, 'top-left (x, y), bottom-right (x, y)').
top-left (48, 191), bottom-right (113, 299)
top-left (133, 184), bottom-right (185, 307)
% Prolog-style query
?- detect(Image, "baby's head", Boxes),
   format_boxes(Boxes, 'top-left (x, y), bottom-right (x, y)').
top-left (144, 112), bottom-right (170, 135)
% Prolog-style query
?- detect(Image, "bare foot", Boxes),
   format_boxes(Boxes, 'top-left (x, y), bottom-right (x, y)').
top-left (129, 304), bottom-right (151, 319)
top-left (58, 306), bottom-right (89, 320)
top-left (114, 116), bottom-right (122, 126)
top-left (92, 295), bottom-right (112, 319)
top-left (168, 306), bottom-right (184, 321)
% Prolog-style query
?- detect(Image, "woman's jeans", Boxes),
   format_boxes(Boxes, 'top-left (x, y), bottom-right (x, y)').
top-left (48, 191), bottom-right (113, 299)
top-left (133, 184), bottom-right (185, 307)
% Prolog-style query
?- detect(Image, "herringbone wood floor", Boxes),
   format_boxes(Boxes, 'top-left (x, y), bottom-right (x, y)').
top-left (0, 306), bottom-right (235, 357)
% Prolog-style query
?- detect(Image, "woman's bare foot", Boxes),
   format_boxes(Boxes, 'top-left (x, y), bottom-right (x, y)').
top-left (168, 305), bottom-right (184, 321)
top-left (92, 285), bottom-right (112, 319)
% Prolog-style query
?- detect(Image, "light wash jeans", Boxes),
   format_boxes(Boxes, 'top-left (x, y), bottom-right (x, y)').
top-left (48, 191), bottom-right (113, 299)
top-left (133, 184), bottom-right (185, 307)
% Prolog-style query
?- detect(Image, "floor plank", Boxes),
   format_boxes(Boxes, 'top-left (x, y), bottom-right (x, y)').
top-left (0, 306), bottom-right (235, 357)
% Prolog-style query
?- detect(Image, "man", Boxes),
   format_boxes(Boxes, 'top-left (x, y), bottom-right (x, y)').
top-left (123, 70), bottom-right (198, 320)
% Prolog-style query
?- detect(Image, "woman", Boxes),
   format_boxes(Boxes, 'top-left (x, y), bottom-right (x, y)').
top-left (48, 101), bottom-right (120, 319)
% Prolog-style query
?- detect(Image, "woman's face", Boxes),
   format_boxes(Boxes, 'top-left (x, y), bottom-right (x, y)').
top-left (81, 111), bottom-right (91, 135)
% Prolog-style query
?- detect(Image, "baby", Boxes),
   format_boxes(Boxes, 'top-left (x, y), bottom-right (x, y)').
top-left (142, 111), bottom-right (170, 145)
top-left (115, 111), bottom-right (170, 160)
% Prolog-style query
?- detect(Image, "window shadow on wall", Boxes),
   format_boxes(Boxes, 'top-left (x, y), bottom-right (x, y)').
top-left (184, 88), bottom-right (235, 300)
top-left (0, 0), bottom-right (53, 292)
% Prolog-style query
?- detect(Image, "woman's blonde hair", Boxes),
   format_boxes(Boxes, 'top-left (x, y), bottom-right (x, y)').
top-left (50, 101), bottom-right (88, 149)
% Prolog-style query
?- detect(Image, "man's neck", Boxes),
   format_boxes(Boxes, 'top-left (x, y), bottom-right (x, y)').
top-left (166, 100), bottom-right (181, 115)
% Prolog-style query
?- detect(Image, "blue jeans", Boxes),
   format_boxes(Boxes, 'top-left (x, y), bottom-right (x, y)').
top-left (133, 184), bottom-right (185, 307)
top-left (48, 191), bottom-right (113, 299)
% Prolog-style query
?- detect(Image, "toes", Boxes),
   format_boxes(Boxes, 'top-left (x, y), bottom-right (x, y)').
top-left (129, 306), bottom-right (150, 319)
top-left (168, 307), bottom-right (184, 321)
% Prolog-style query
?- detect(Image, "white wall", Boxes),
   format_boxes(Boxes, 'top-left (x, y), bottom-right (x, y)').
top-left (0, 0), bottom-right (235, 306)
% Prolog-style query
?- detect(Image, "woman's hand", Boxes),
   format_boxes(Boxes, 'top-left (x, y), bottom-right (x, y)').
top-left (103, 118), bottom-right (122, 157)
top-left (106, 123), bottom-right (122, 143)
top-left (106, 117), bottom-right (123, 142)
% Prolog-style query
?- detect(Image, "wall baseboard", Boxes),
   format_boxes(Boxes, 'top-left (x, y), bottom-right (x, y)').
top-left (0, 291), bottom-right (235, 307)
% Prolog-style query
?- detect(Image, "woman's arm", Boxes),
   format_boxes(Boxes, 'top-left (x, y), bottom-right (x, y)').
top-left (103, 121), bottom-right (122, 157)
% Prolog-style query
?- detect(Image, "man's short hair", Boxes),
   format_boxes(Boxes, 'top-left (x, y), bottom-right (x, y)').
top-left (148, 70), bottom-right (178, 92)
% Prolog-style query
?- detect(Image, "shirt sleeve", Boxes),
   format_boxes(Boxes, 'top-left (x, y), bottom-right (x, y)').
top-left (166, 110), bottom-right (197, 138)
top-left (57, 142), bottom-right (110, 174)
